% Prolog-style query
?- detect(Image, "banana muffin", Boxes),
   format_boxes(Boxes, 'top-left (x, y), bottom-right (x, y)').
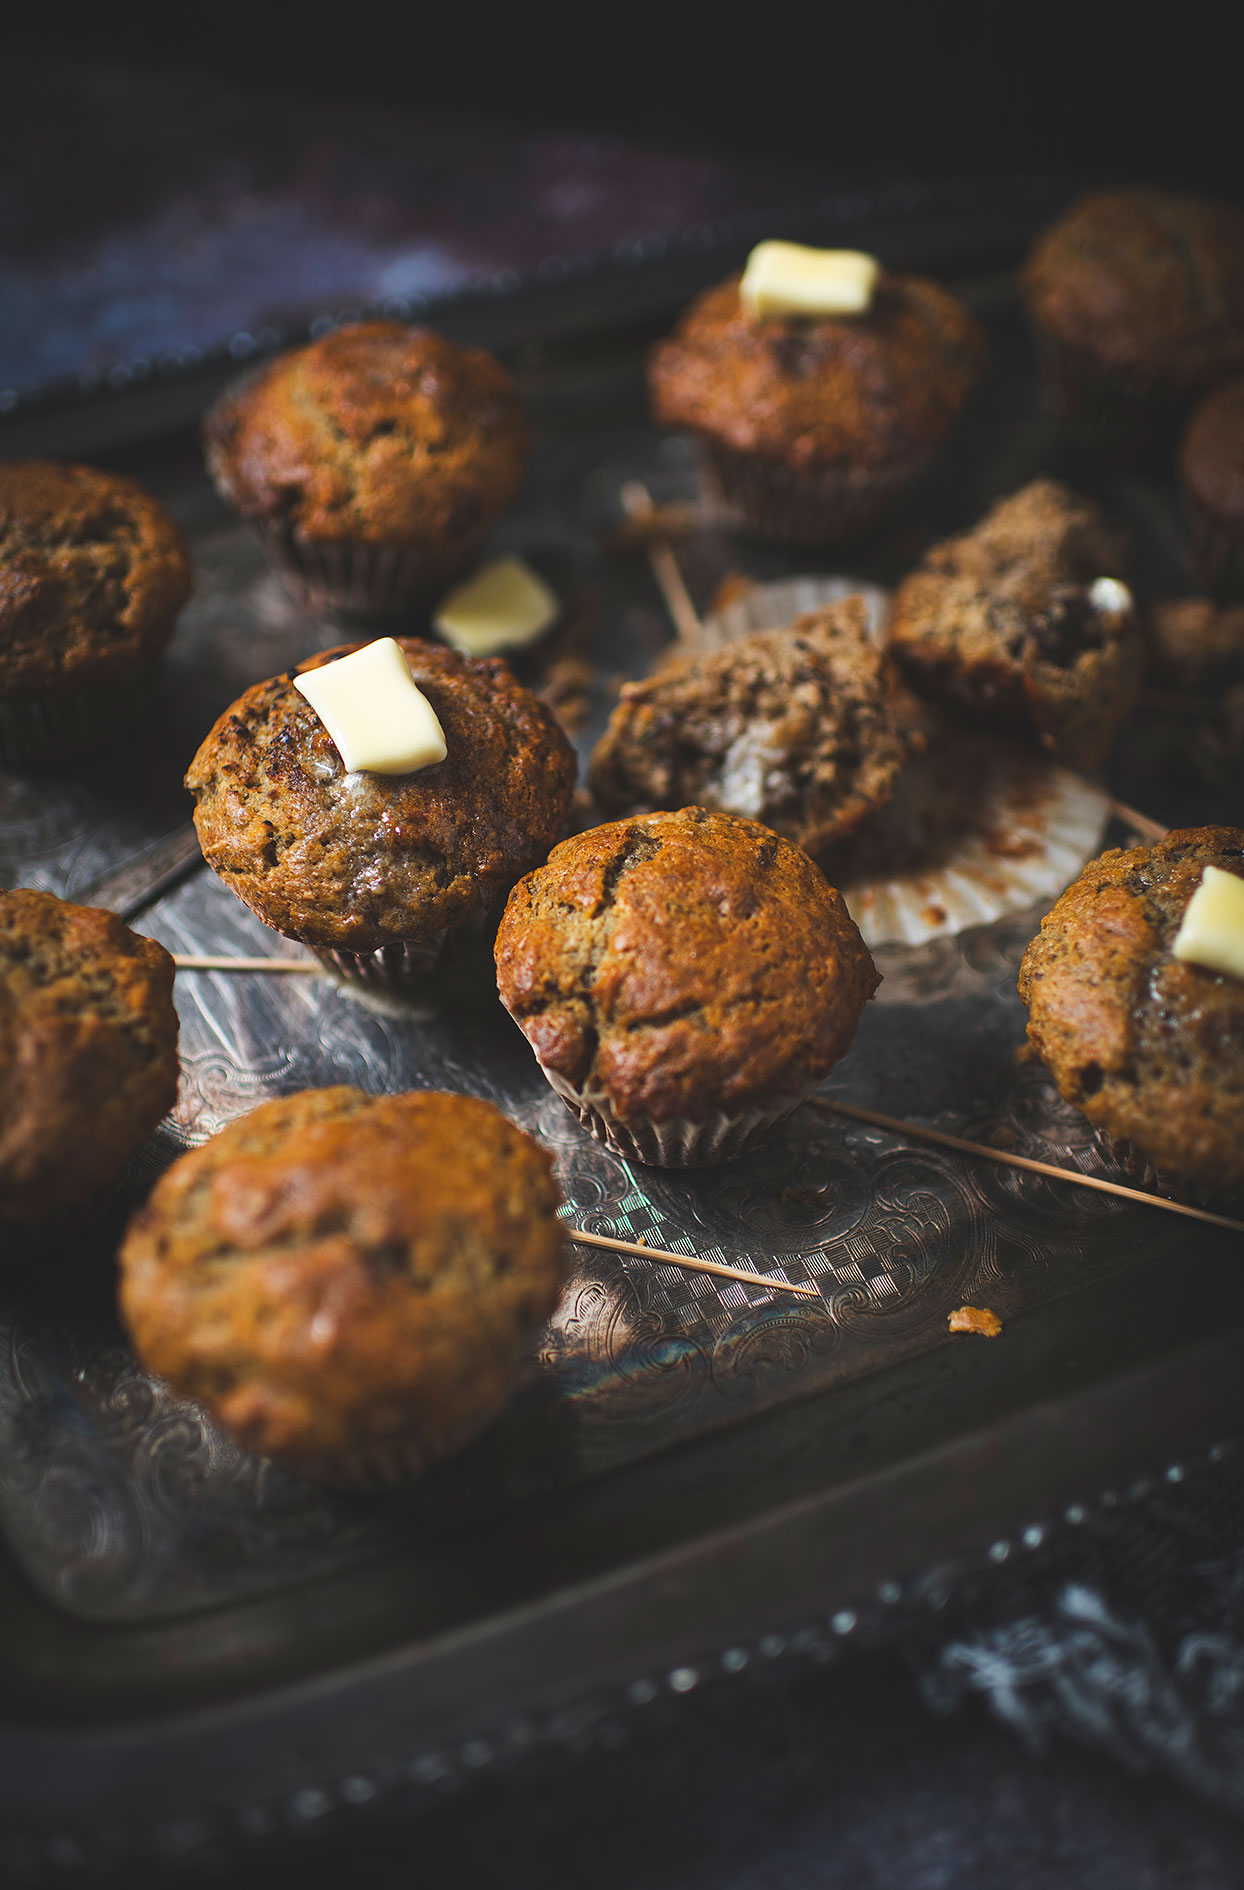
top-left (495, 807), bottom-right (880, 1166)
top-left (1147, 597), bottom-right (1244, 691)
top-left (1018, 827), bottom-right (1244, 1192)
top-left (588, 598), bottom-right (911, 861)
top-left (118, 1088), bottom-right (568, 1488)
top-left (648, 268), bottom-right (984, 542)
top-left (187, 637), bottom-right (577, 987)
top-left (0, 459), bottom-right (191, 766)
top-left (0, 890), bottom-right (179, 1225)
top-left (204, 321), bottom-right (528, 615)
top-left (1022, 190), bottom-right (1244, 453)
top-left (1179, 376), bottom-right (1244, 602)
top-left (887, 479), bottom-right (1142, 771)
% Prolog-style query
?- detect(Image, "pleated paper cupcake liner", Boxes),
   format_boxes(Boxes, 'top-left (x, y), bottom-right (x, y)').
top-left (696, 572), bottom-right (891, 651)
top-left (288, 1404), bottom-right (503, 1492)
top-left (0, 658), bottom-right (163, 770)
top-left (309, 931), bottom-right (448, 991)
top-left (1183, 496), bottom-right (1244, 605)
top-left (258, 526), bottom-right (483, 621)
top-left (1092, 1126), bottom-right (1244, 1215)
top-left (538, 1064), bottom-right (799, 1169)
top-left (705, 441), bottom-right (931, 545)
top-left (1030, 328), bottom-right (1191, 458)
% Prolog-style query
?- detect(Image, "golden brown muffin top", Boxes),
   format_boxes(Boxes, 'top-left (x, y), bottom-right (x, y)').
top-left (186, 638), bottom-right (577, 952)
top-left (1022, 190), bottom-right (1244, 384)
top-left (0, 460), bottom-right (191, 698)
top-left (1180, 376), bottom-right (1244, 528)
top-left (119, 1088), bottom-right (567, 1476)
top-left (1018, 827), bottom-right (1244, 1189)
top-left (203, 321), bottom-right (528, 545)
top-left (887, 479), bottom-right (1142, 770)
top-left (495, 807), bottom-right (879, 1124)
top-left (0, 890), bottom-right (179, 1224)
top-left (588, 600), bottom-right (911, 860)
top-left (648, 272), bottom-right (985, 470)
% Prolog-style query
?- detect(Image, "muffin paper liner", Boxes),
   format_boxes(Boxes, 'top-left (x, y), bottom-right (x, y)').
top-left (700, 577), bottom-right (1112, 951)
top-left (0, 659), bottom-right (163, 770)
top-left (537, 1064), bottom-right (800, 1169)
top-left (1183, 495), bottom-right (1244, 604)
top-left (309, 931), bottom-right (448, 991)
top-left (258, 526), bottom-right (483, 620)
top-left (1030, 328), bottom-right (1192, 457)
top-left (289, 1405), bottom-right (502, 1493)
top-left (705, 442), bottom-right (931, 545)
top-left (1092, 1127), bottom-right (1244, 1215)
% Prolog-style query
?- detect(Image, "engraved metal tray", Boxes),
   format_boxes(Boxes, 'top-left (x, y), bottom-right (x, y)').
top-left (2, 183), bottom-right (1243, 1869)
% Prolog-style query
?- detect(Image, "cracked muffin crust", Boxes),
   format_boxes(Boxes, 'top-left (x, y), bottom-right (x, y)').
top-left (0, 460), bottom-right (191, 762)
top-left (588, 599), bottom-right (910, 861)
top-left (187, 637), bottom-right (577, 962)
top-left (119, 1088), bottom-right (567, 1487)
top-left (1022, 190), bottom-right (1244, 449)
top-left (1018, 827), bottom-right (1244, 1190)
top-left (887, 480), bottom-right (1142, 771)
top-left (495, 807), bottom-right (879, 1163)
top-left (648, 270), bottom-right (984, 541)
top-left (203, 321), bottom-right (528, 611)
top-left (0, 890), bottom-right (179, 1225)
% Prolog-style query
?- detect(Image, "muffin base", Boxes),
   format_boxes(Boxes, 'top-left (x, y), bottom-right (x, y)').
top-left (1030, 328), bottom-right (1192, 458)
top-left (0, 658), bottom-right (163, 769)
top-left (1092, 1126), bottom-right (1244, 1214)
top-left (539, 1064), bottom-right (799, 1168)
top-left (258, 524), bottom-right (483, 620)
top-left (285, 1404), bottom-right (503, 1492)
top-left (1184, 496), bottom-right (1244, 604)
top-left (706, 442), bottom-right (930, 545)
top-left (310, 932), bottom-right (448, 991)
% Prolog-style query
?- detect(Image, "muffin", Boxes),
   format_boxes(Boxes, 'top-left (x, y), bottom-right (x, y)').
top-left (495, 806), bottom-right (880, 1167)
top-left (648, 264), bottom-right (985, 542)
top-left (1022, 190), bottom-right (1244, 453)
top-left (0, 459), bottom-right (191, 766)
top-left (886, 479), bottom-right (1143, 771)
top-left (1018, 827), bottom-right (1244, 1194)
top-left (186, 637), bottom-right (577, 987)
top-left (588, 598), bottom-right (911, 861)
top-left (203, 321), bottom-right (528, 616)
top-left (118, 1088), bottom-right (567, 1488)
top-left (1179, 377), bottom-right (1244, 601)
top-left (0, 890), bottom-right (179, 1225)
top-left (1147, 597), bottom-right (1244, 692)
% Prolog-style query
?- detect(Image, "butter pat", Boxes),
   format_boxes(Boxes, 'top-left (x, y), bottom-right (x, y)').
top-left (294, 638), bottom-right (446, 776)
top-left (1172, 865), bottom-right (1244, 980)
top-left (739, 242), bottom-right (880, 320)
top-left (434, 556), bottom-right (559, 658)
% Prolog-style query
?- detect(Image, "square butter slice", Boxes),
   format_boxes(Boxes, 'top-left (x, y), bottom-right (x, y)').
top-left (1172, 865), bottom-right (1244, 981)
top-left (739, 242), bottom-right (880, 320)
top-left (435, 556), bottom-right (559, 658)
top-left (293, 638), bottom-right (447, 776)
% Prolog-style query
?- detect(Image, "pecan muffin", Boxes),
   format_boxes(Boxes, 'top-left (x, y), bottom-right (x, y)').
top-left (1022, 190), bottom-right (1244, 453)
top-left (887, 480), bottom-right (1142, 770)
top-left (0, 459), bottom-right (191, 766)
top-left (495, 807), bottom-right (879, 1166)
top-left (1179, 376), bottom-right (1244, 602)
top-left (588, 598), bottom-right (911, 861)
top-left (0, 890), bottom-right (178, 1225)
top-left (204, 321), bottom-right (528, 615)
top-left (119, 1088), bottom-right (567, 1488)
top-left (648, 268), bottom-right (984, 542)
top-left (186, 638), bottom-right (577, 987)
top-left (1146, 597), bottom-right (1244, 692)
top-left (1018, 828), bottom-right (1244, 1192)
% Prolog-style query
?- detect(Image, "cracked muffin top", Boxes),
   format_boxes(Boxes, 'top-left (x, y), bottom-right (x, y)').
top-left (588, 599), bottom-right (911, 860)
top-left (1022, 190), bottom-right (1244, 388)
top-left (203, 321), bottom-right (528, 547)
top-left (0, 460), bottom-right (191, 698)
top-left (887, 479), bottom-right (1143, 770)
top-left (186, 638), bottom-right (577, 953)
top-left (648, 271), bottom-right (984, 470)
top-left (0, 890), bottom-right (179, 1224)
top-left (494, 807), bottom-right (879, 1125)
top-left (119, 1087), bottom-right (567, 1484)
top-left (1018, 827), bottom-right (1244, 1189)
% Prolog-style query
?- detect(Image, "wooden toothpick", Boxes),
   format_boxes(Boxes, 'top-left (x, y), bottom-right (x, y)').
top-left (811, 1098), bottom-right (1244, 1237)
top-left (570, 1227), bottom-right (818, 1298)
top-left (1108, 799), bottom-right (1167, 843)
top-left (620, 481), bottom-right (705, 642)
top-left (173, 955), bottom-right (320, 974)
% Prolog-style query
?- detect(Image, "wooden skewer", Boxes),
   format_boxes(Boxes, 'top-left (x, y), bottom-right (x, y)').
top-left (570, 1227), bottom-right (818, 1298)
top-left (810, 1098), bottom-right (1244, 1237)
top-left (173, 955), bottom-right (320, 973)
top-left (620, 481), bottom-right (705, 641)
top-left (1108, 799), bottom-right (1167, 843)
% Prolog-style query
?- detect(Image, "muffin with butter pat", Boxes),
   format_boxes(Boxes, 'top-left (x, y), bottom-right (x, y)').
top-left (186, 636), bottom-right (576, 989)
top-left (649, 241), bottom-right (985, 543)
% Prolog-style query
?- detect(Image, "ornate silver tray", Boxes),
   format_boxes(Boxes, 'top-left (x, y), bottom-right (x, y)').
top-left (2, 186), bottom-right (1243, 1873)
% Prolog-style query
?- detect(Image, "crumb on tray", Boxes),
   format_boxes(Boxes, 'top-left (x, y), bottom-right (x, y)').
top-left (948, 1304), bottom-right (1003, 1337)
